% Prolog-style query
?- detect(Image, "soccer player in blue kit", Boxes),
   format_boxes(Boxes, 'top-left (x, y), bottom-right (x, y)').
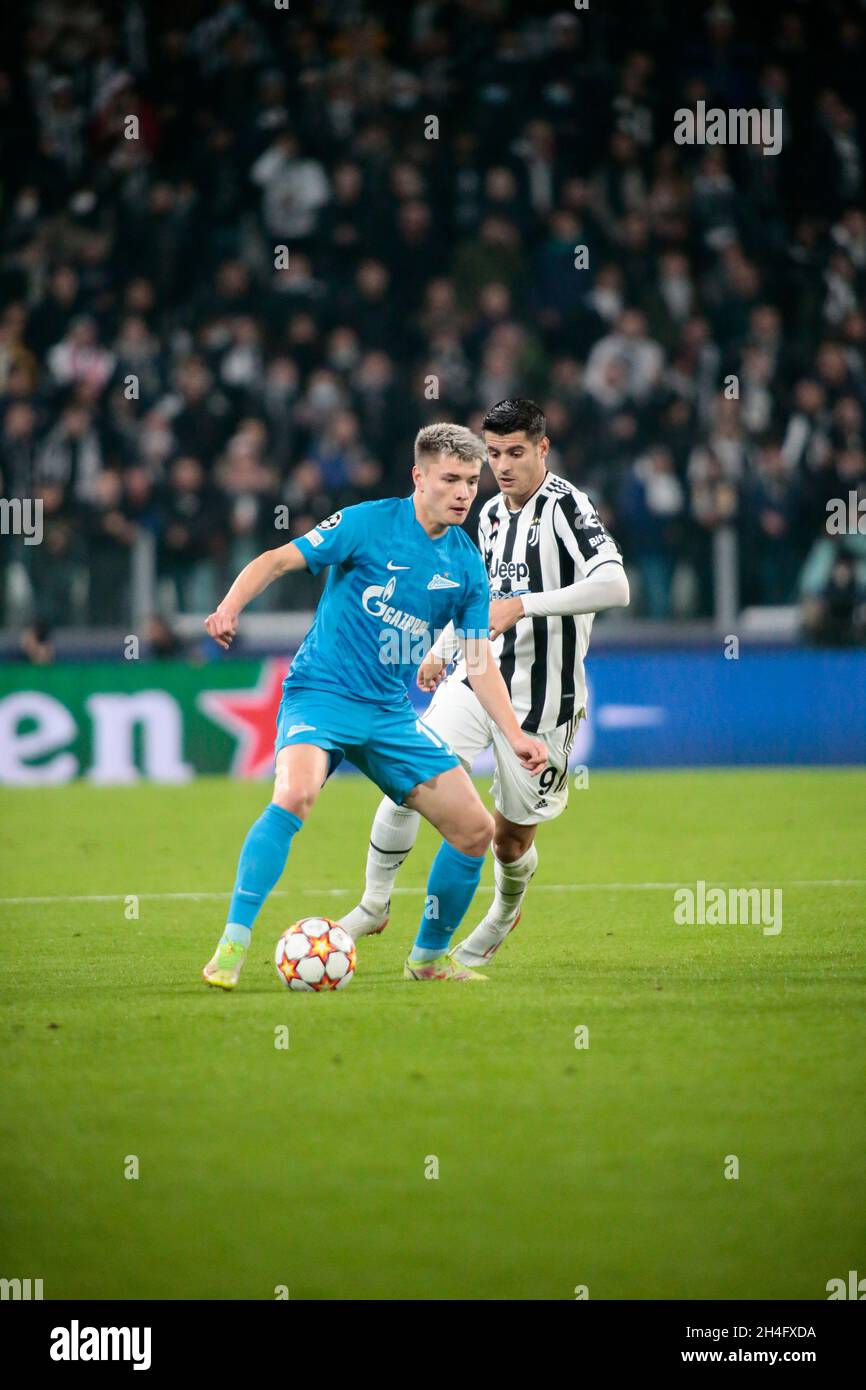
top-left (202, 423), bottom-right (547, 988)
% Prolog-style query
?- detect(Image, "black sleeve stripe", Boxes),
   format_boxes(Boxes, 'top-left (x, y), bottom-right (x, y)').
top-left (583, 557), bottom-right (624, 576)
top-left (558, 493), bottom-right (621, 564)
top-left (496, 505), bottom-right (521, 698)
top-left (557, 493), bottom-right (598, 563)
top-left (553, 515), bottom-right (577, 729)
top-left (523, 495), bottom-right (552, 734)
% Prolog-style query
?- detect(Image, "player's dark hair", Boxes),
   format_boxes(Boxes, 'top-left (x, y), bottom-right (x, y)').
top-left (482, 398), bottom-right (547, 443)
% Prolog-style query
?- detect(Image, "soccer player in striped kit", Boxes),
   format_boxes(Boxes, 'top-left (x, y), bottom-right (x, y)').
top-left (340, 399), bottom-right (630, 966)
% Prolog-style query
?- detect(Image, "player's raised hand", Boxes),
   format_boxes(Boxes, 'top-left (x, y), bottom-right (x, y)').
top-left (205, 603), bottom-right (239, 650)
top-left (511, 733), bottom-right (548, 775)
top-left (489, 596), bottom-right (526, 640)
top-left (416, 651), bottom-right (448, 692)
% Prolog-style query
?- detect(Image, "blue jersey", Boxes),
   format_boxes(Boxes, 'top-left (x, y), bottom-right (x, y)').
top-left (286, 496), bottom-right (490, 707)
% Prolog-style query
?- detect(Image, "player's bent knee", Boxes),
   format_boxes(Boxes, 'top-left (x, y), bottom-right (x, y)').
top-left (452, 809), bottom-right (494, 858)
top-left (271, 780), bottom-right (318, 820)
top-left (494, 832), bottom-right (533, 862)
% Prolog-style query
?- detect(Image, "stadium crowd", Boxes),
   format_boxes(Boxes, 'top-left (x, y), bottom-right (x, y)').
top-left (1, 0), bottom-right (865, 639)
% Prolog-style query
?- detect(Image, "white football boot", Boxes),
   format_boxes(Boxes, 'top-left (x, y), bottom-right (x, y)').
top-left (449, 912), bottom-right (522, 968)
top-left (337, 898), bottom-right (390, 941)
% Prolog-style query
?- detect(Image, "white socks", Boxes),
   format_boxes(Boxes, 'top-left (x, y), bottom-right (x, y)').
top-left (453, 843), bottom-right (538, 965)
top-left (364, 799), bottom-right (421, 906)
top-left (338, 799), bottom-right (421, 938)
top-left (342, 800), bottom-right (539, 961)
top-left (489, 843), bottom-right (538, 926)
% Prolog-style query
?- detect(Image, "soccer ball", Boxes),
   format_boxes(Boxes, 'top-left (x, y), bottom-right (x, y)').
top-left (274, 918), bottom-right (357, 992)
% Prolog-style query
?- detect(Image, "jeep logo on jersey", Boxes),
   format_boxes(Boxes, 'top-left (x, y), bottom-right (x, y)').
top-left (490, 558), bottom-right (529, 582)
top-left (361, 575), bottom-right (429, 637)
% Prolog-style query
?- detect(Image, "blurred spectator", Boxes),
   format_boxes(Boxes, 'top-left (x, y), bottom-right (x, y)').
top-left (143, 613), bottom-right (184, 659)
top-left (0, 402), bottom-right (41, 498)
top-left (28, 483), bottom-right (81, 628)
top-left (46, 316), bottom-right (115, 393)
top-left (83, 469), bottom-right (137, 624)
top-left (618, 446), bottom-right (685, 618)
top-left (742, 441), bottom-right (804, 605)
top-left (585, 310), bottom-right (664, 406)
top-left (19, 619), bottom-right (54, 665)
top-left (0, 0), bottom-right (864, 634)
top-left (802, 548), bottom-right (866, 646)
top-left (157, 456), bottom-right (226, 613)
top-left (250, 129), bottom-right (329, 244)
top-left (687, 444), bottom-right (739, 616)
top-left (35, 405), bottom-right (104, 503)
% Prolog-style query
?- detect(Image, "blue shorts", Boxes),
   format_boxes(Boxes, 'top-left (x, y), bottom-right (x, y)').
top-left (274, 685), bottom-right (460, 805)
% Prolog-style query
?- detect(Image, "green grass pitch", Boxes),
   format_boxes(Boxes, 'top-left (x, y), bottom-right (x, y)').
top-left (1, 768), bottom-right (864, 1300)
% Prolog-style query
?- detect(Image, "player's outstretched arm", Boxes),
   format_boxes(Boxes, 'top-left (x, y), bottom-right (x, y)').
top-left (489, 564), bottom-right (630, 639)
top-left (204, 542), bottom-right (308, 649)
top-left (463, 638), bottom-right (547, 774)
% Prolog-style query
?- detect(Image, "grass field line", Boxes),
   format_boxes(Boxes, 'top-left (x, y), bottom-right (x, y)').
top-left (1, 879), bottom-right (864, 906)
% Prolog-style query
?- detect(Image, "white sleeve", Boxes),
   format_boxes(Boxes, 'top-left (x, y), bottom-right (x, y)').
top-left (522, 562), bottom-right (629, 618)
top-left (429, 620), bottom-right (462, 663)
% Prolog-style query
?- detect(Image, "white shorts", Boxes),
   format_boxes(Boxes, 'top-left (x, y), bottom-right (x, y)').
top-left (423, 677), bottom-right (582, 826)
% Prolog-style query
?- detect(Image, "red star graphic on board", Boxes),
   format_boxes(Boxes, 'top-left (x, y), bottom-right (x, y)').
top-left (198, 658), bottom-right (292, 778)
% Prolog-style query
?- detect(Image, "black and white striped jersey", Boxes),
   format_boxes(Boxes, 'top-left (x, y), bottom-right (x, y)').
top-left (449, 470), bottom-right (623, 733)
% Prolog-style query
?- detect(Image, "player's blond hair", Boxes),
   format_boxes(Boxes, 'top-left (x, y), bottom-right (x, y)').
top-left (414, 422), bottom-right (487, 469)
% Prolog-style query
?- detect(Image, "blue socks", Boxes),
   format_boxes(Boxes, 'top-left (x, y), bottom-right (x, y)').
top-left (223, 803), bottom-right (302, 937)
top-left (410, 841), bottom-right (486, 961)
top-left (222, 808), bottom-right (483, 964)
